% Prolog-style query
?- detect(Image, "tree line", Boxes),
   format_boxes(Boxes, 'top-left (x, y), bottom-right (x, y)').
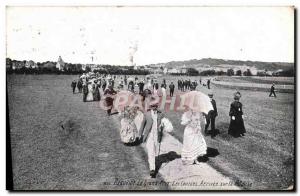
top-left (6, 58), bottom-right (294, 77)
top-left (170, 67), bottom-right (294, 77)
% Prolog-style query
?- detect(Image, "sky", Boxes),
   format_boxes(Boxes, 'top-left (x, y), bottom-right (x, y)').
top-left (6, 6), bottom-right (294, 65)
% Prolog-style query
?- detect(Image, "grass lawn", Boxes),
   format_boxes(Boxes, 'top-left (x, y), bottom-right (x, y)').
top-left (216, 76), bottom-right (294, 85)
top-left (7, 74), bottom-right (167, 190)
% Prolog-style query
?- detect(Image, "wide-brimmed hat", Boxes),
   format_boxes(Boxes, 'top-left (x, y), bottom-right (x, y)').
top-left (234, 91), bottom-right (241, 100)
top-left (149, 96), bottom-right (159, 109)
top-left (208, 91), bottom-right (214, 98)
top-left (150, 103), bottom-right (159, 109)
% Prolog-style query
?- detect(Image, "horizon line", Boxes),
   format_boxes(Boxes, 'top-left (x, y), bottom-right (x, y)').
top-left (6, 56), bottom-right (294, 66)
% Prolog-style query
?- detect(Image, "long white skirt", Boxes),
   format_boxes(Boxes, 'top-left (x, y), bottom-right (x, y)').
top-left (181, 125), bottom-right (207, 164)
top-left (120, 118), bottom-right (138, 143)
top-left (86, 84), bottom-right (94, 101)
top-left (120, 111), bottom-right (144, 144)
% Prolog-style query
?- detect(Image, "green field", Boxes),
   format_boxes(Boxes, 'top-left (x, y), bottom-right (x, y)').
top-left (7, 74), bottom-right (295, 190)
top-left (216, 76), bottom-right (294, 85)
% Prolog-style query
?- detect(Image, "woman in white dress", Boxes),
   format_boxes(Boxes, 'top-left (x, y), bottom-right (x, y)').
top-left (86, 82), bottom-right (94, 101)
top-left (120, 106), bottom-right (144, 145)
top-left (181, 110), bottom-right (207, 165)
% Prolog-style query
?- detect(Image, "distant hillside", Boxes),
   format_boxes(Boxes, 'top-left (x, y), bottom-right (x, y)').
top-left (148, 58), bottom-right (294, 71)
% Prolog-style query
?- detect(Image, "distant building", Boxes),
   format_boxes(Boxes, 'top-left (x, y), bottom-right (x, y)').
top-left (180, 64), bottom-right (188, 74)
top-left (152, 69), bottom-right (163, 74)
top-left (272, 69), bottom-right (283, 76)
top-left (12, 61), bottom-right (25, 70)
top-left (90, 64), bottom-right (102, 71)
top-left (168, 68), bottom-right (180, 74)
top-left (82, 64), bottom-right (91, 71)
top-left (25, 60), bottom-right (37, 69)
top-left (43, 62), bottom-right (56, 69)
top-left (82, 64), bottom-right (87, 71)
top-left (138, 66), bottom-right (145, 70)
top-left (266, 70), bottom-right (273, 76)
top-left (56, 56), bottom-right (65, 71)
top-left (163, 67), bottom-right (168, 75)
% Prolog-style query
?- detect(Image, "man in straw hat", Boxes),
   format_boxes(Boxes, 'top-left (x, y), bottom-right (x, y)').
top-left (204, 92), bottom-right (218, 138)
top-left (140, 97), bottom-right (164, 178)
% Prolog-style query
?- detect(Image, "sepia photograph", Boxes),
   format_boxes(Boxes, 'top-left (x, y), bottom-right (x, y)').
top-left (6, 6), bottom-right (295, 191)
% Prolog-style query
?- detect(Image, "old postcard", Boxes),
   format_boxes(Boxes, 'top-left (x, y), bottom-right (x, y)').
top-left (6, 6), bottom-right (295, 191)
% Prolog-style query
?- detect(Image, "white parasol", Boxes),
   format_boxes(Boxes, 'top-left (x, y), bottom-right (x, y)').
top-left (80, 74), bottom-right (87, 79)
top-left (127, 77), bottom-right (135, 82)
top-left (113, 90), bottom-right (136, 113)
top-left (180, 90), bottom-right (213, 114)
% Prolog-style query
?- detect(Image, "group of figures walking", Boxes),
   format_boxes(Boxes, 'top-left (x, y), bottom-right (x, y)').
top-left (177, 79), bottom-right (198, 91)
top-left (177, 78), bottom-right (211, 92)
top-left (71, 76), bottom-right (101, 102)
top-left (70, 73), bottom-right (247, 178)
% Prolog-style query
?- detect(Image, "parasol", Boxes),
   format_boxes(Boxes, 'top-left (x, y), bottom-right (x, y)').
top-left (80, 74), bottom-right (86, 79)
top-left (127, 77), bottom-right (135, 82)
top-left (113, 90), bottom-right (138, 113)
top-left (179, 90), bottom-right (213, 114)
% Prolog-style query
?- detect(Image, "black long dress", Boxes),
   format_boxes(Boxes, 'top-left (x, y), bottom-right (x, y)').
top-left (93, 86), bottom-right (101, 101)
top-left (228, 100), bottom-right (246, 137)
top-left (104, 88), bottom-right (117, 115)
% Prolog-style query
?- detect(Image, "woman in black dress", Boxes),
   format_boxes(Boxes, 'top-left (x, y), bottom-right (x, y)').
top-left (104, 85), bottom-right (117, 116)
top-left (228, 92), bottom-right (246, 137)
top-left (92, 83), bottom-right (101, 101)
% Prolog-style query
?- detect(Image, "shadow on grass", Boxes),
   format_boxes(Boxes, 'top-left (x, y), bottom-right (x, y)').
top-left (154, 151), bottom-right (181, 177)
top-left (205, 129), bottom-right (220, 136)
top-left (110, 111), bottom-right (119, 116)
top-left (213, 121), bottom-right (237, 141)
top-left (84, 100), bottom-right (100, 102)
top-left (206, 147), bottom-right (220, 157)
top-left (195, 147), bottom-right (220, 163)
top-left (123, 138), bottom-right (142, 147)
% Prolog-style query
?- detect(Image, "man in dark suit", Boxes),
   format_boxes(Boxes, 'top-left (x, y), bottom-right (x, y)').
top-left (207, 79), bottom-right (211, 89)
top-left (138, 80), bottom-right (145, 94)
top-left (205, 93), bottom-right (218, 138)
top-left (269, 83), bottom-right (277, 97)
top-left (71, 80), bottom-right (77, 94)
top-left (169, 82), bottom-right (175, 97)
top-left (140, 101), bottom-right (164, 178)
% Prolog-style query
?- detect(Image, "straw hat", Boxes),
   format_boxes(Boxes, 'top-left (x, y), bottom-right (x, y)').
top-left (149, 96), bottom-right (159, 109)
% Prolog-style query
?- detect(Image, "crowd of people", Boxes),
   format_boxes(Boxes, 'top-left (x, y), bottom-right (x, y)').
top-left (70, 72), bottom-right (247, 178)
